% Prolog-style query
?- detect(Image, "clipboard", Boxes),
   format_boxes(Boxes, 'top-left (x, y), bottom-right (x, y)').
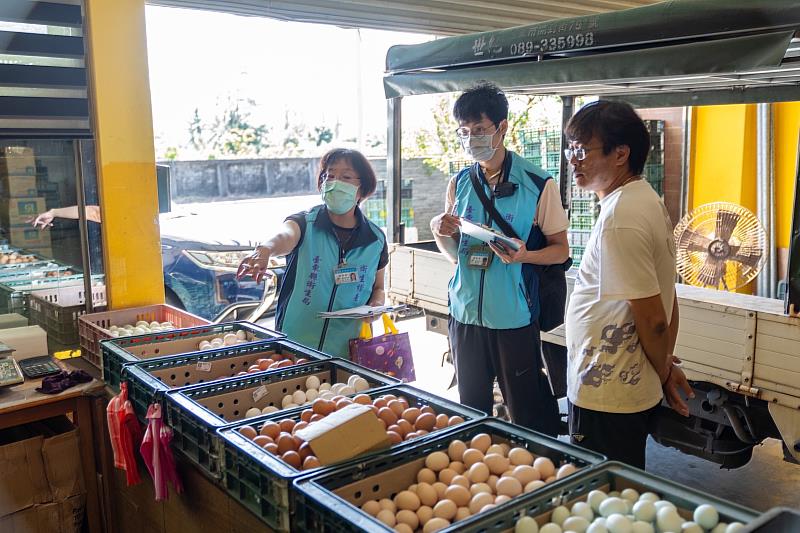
top-left (459, 219), bottom-right (521, 251)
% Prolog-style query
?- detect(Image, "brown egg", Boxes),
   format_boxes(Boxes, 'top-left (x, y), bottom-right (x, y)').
top-left (487, 475), bottom-right (499, 492)
top-left (444, 484), bottom-right (471, 507)
top-left (512, 465), bottom-right (540, 486)
top-left (423, 518), bottom-right (451, 533)
top-left (353, 394), bottom-right (372, 405)
top-left (388, 400), bottom-right (405, 417)
top-left (402, 407), bottom-right (421, 424)
top-left (486, 444), bottom-right (505, 456)
top-left (335, 398), bottom-right (353, 411)
top-left (276, 359), bottom-right (293, 368)
top-left (300, 409), bottom-right (314, 423)
top-left (448, 415), bottom-right (464, 426)
top-left (397, 396), bottom-right (410, 409)
top-left (424, 451), bottom-right (450, 472)
top-left (276, 433), bottom-right (295, 454)
top-left (361, 500), bottom-right (380, 516)
top-left (238, 425), bottom-right (257, 440)
top-left (294, 358), bottom-right (309, 365)
top-left (259, 422), bottom-right (281, 439)
top-left (545, 475), bottom-right (557, 483)
top-left (469, 492), bottom-right (494, 515)
top-left (533, 457), bottom-right (555, 478)
top-left (438, 468), bottom-right (457, 485)
top-left (448, 440), bottom-right (467, 462)
top-left (312, 398), bottom-right (335, 416)
top-left (310, 414), bottom-right (325, 423)
top-left (416, 468), bottom-right (437, 484)
top-left (416, 482), bottom-right (438, 507)
top-left (395, 523), bottom-right (414, 533)
top-left (291, 434), bottom-right (305, 449)
top-left (291, 421), bottom-right (308, 435)
top-left (416, 505), bottom-right (434, 526)
top-left (483, 453), bottom-right (510, 475)
top-left (379, 498), bottom-right (397, 512)
top-left (449, 461), bottom-right (465, 474)
top-left (432, 482), bottom-right (448, 500)
top-left (494, 495), bottom-right (511, 506)
top-left (378, 407), bottom-right (399, 426)
top-left (432, 499), bottom-right (457, 520)
top-left (373, 397), bottom-right (387, 409)
top-left (387, 431), bottom-right (402, 444)
top-left (387, 424), bottom-right (403, 435)
top-left (467, 462), bottom-right (490, 484)
top-left (462, 448), bottom-right (485, 467)
top-left (263, 443), bottom-right (278, 455)
top-left (556, 463), bottom-right (577, 479)
top-left (495, 476), bottom-right (522, 498)
top-left (382, 394), bottom-right (397, 402)
top-left (450, 475), bottom-right (470, 489)
top-left (248, 365), bottom-right (260, 373)
top-left (415, 413), bottom-right (436, 432)
top-left (419, 404), bottom-right (434, 415)
top-left (253, 435), bottom-right (272, 447)
top-left (298, 442), bottom-right (313, 460)
top-left (301, 454), bottom-right (321, 470)
top-left (470, 433), bottom-right (492, 453)
top-left (417, 430), bottom-right (429, 436)
top-left (524, 480), bottom-right (546, 493)
top-left (405, 431), bottom-right (418, 440)
top-left (376, 509), bottom-right (396, 527)
top-left (455, 507), bottom-right (471, 521)
top-left (396, 510), bottom-right (419, 531)
top-left (470, 483), bottom-right (491, 496)
top-left (435, 414), bottom-right (449, 429)
top-left (397, 419), bottom-right (413, 437)
top-left (508, 447), bottom-right (534, 466)
top-left (281, 450), bottom-right (302, 469)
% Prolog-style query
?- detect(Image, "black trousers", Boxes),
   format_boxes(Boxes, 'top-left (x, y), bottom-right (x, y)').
top-left (449, 318), bottom-right (560, 436)
top-left (568, 400), bottom-right (660, 469)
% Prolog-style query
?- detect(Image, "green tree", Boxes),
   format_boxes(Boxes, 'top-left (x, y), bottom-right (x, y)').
top-left (187, 99), bottom-right (270, 158)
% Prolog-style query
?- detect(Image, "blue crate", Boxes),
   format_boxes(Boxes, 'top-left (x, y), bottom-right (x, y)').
top-left (122, 338), bottom-right (330, 420)
top-left (165, 358), bottom-right (398, 480)
top-left (292, 418), bottom-right (606, 533)
top-left (101, 320), bottom-right (283, 390)
top-left (218, 383), bottom-right (485, 531)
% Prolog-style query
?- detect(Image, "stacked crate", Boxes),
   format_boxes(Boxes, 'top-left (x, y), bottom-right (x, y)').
top-left (0, 147), bottom-right (52, 256)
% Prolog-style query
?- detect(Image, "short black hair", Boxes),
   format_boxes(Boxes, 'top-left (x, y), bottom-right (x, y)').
top-left (565, 100), bottom-right (651, 175)
top-left (316, 148), bottom-right (377, 200)
top-left (453, 81), bottom-right (509, 125)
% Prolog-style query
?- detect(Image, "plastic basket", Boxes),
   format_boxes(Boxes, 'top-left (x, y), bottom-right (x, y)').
top-left (165, 358), bottom-right (398, 480)
top-left (218, 384), bottom-right (485, 531)
top-left (79, 303), bottom-right (210, 370)
top-left (292, 418), bottom-right (606, 533)
top-left (0, 277), bottom-right (89, 316)
top-left (121, 339), bottom-right (330, 420)
top-left (463, 461), bottom-right (759, 532)
top-left (101, 320), bottom-right (281, 389)
top-left (742, 506), bottom-right (799, 532)
top-left (28, 284), bottom-right (107, 346)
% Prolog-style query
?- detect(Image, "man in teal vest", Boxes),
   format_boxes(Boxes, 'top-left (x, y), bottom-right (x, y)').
top-left (430, 82), bottom-right (569, 435)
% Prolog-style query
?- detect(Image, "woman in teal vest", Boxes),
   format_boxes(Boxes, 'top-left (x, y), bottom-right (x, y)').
top-left (237, 148), bottom-right (388, 358)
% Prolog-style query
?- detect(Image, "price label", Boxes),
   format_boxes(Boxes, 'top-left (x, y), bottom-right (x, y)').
top-left (196, 361), bottom-right (212, 373)
top-left (252, 385), bottom-right (268, 403)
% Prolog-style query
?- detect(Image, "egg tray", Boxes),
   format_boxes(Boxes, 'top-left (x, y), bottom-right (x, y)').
top-left (216, 384), bottom-right (485, 532)
top-left (0, 276), bottom-right (89, 316)
top-left (100, 320), bottom-right (282, 390)
top-left (0, 264), bottom-right (75, 282)
top-left (27, 284), bottom-right (107, 346)
top-left (121, 338), bottom-right (330, 421)
top-left (165, 358), bottom-right (398, 482)
top-left (741, 506), bottom-right (800, 532)
top-left (463, 461), bottom-right (759, 532)
top-left (292, 418), bottom-right (606, 533)
top-left (79, 303), bottom-right (210, 370)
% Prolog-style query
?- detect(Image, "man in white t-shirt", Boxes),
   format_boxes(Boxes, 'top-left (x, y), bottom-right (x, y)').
top-left (564, 100), bottom-right (693, 468)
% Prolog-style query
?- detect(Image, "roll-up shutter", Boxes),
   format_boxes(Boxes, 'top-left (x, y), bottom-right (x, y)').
top-left (0, 1), bottom-right (90, 138)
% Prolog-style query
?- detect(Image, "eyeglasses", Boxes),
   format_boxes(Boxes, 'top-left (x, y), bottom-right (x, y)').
top-left (563, 145), bottom-right (599, 161)
top-left (455, 124), bottom-right (497, 139)
top-left (321, 172), bottom-right (360, 184)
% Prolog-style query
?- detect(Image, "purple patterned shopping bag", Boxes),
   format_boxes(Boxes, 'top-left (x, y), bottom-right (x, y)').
top-left (349, 315), bottom-right (416, 382)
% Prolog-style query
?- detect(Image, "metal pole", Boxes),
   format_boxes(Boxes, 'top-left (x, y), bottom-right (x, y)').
top-left (73, 140), bottom-right (94, 313)
top-left (559, 96), bottom-right (575, 210)
top-left (768, 105), bottom-right (777, 298)
top-left (756, 103), bottom-right (773, 298)
top-left (679, 106), bottom-right (692, 220)
top-left (386, 97), bottom-right (403, 244)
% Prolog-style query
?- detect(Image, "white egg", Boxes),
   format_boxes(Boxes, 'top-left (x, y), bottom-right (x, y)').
top-left (210, 338), bottom-right (224, 347)
top-left (540, 524), bottom-right (563, 533)
top-left (305, 388), bottom-right (319, 402)
top-left (571, 501), bottom-right (594, 522)
top-left (200, 344), bottom-right (213, 351)
top-left (318, 382), bottom-right (331, 391)
top-left (347, 374), bottom-right (359, 387)
top-left (223, 333), bottom-right (238, 346)
top-left (592, 518), bottom-right (607, 528)
top-left (340, 385), bottom-right (356, 396)
top-left (160, 321), bottom-right (173, 328)
top-left (284, 403), bottom-right (299, 409)
top-left (110, 330), bottom-right (120, 337)
top-left (124, 324), bottom-right (135, 330)
top-left (630, 521), bottom-right (654, 533)
top-left (330, 383), bottom-right (344, 394)
top-left (132, 327), bottom-right (145, 335)
top-left (136, 320), bottom-right (149, 327)
top-left (320, 391), bottom-right (335, 400)
top-left (235, 329), bottom-right (247, 340)
top-left (261, 406), bottom-right (279, 414)
top-left (551, 506), bottom-right (570, 526)
top-left (638, 493), bottom-right (659, 503)
top-left (605, 514), bottom-right (632, 533)
top-left (515, 516), bottom-right (539, 533)
top-left (292, 390), bottom-right (307, 404)
top-left (710, 524), bottom-right (728, 533)
top-left (599, 498), bottom-right (627, 518)
top-left (632, 501), bottom-right (656, 523)
top-left (656, 507), bottom-right (682, 533)
top-left (353, 377), bottom-right (370, 392)
top-left (281, 394), bottom-right (295, 408)
top-left (109, 325), bottom-right (118, 332)
top-left (587, 490), bottom-right (608, 513)
top-left (725, 524), bottom-right (745, 533)
top-left (620, 489), bottom-right (639, 503)
top-left (306, 376), bottom-right (321, 390)
top-left (681, 522), bottom-right (703, 533)
top-left (693, 504), bottom-right (719, 530)
top-left (562, 516), bottom-right (590, 533)
top-left (587, 522), bottom-right (608, 533)
top-left (199, 340), bottom-right (211, 349)
top-left (150, 321), bottom-right (160, 328)
top-left (608, 492), bottom-right (620, 498)
top-left (654, 501), bottom-right (677, 512)
top-left (245, 408), bottom-right (261, 418)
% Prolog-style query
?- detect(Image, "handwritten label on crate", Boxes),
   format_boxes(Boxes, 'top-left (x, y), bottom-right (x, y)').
top-left (252, 385), bottom-right (268, 403)
top-left (196, 361), bottom-right (212, 372)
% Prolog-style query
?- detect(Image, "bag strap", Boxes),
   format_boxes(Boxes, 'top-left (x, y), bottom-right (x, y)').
top-left (468, 163), bottom-right (520, 240)
top-left (359, 321), bottom-right (372, 340)
top-left (382, 313), bottom-right (399, 335)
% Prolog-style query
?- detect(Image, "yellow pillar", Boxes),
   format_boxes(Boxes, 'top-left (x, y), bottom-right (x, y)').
top-left (84, 0), bottom-right (164, 308)
top-left (773, 102), bottom-right (800, 249)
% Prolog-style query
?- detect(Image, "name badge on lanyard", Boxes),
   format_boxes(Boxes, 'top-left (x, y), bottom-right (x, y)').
top-left (334, 264), bottom-right (359, 285)
top-left (467, 244), bottom-right (493, 270)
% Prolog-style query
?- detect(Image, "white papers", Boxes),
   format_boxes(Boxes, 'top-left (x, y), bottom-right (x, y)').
top-left (459, 219), bottom-right (521, 251)
top-left (317, 305), bottom-right (406, 319)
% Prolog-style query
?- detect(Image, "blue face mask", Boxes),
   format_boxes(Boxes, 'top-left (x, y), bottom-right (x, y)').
top-left (321, 180), bottom-right (359, 215)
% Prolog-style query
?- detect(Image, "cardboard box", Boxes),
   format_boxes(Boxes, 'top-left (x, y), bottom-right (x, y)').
top-left (0, 494), bottom-right (85, 533)
top-left (0, 325), bottom-right (49, 359)
top-left (0, 431), bottom-right (51, 517)
top-left (0, 313), bottom-right (28, 330)
top-left (7, 226), bottom-right (51, 249)
top-left (0, 147), bottom-right (36, 177)
top-left (296, 403), bottom-right (391, 465)
top-left (38, 417), bottom-right (85, 501)
top-left (1, 175), bottom-right (38, 198)
top-left (1, 197), bottom-right (46, 226)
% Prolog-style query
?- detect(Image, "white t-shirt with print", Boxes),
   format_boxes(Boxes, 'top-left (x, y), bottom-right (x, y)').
top-left (565, 179), bottom-right (676, 414)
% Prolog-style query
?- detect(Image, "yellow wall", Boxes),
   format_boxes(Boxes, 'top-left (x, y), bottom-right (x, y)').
top-left (85, 0), bottom-right (164, 308)
top-left (774, 102), bottom-right (800, 249)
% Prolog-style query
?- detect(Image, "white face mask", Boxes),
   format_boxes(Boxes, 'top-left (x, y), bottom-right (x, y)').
top-left (461, 133), bottom-right (499, 162)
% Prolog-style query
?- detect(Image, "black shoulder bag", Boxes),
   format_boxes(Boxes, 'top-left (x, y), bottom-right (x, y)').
top-left (468, 163), bottom-right (572, 332)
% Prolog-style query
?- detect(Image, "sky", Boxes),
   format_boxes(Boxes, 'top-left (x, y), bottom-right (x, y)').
top-left (144, 6), bottom-right (436, 159)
